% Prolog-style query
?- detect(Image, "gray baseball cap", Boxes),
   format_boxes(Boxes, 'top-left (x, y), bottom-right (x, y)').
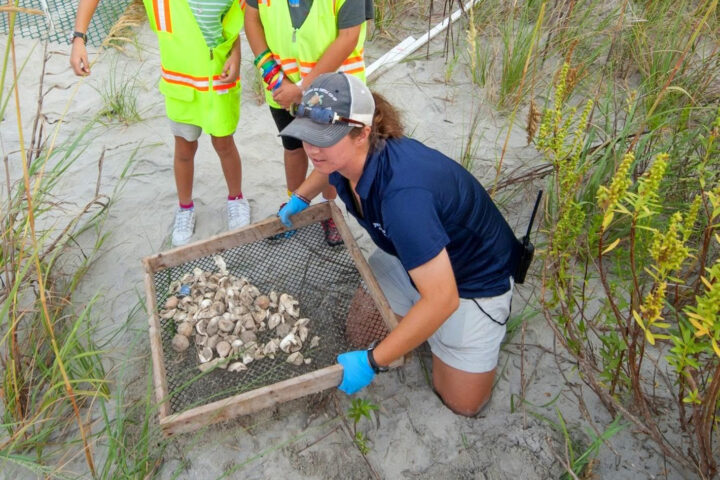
top-left (279, 73), bottom-right (375, 148)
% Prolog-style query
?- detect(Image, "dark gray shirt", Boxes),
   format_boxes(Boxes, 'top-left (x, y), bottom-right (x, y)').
top-left (246, 0), bottom-right (373, 30)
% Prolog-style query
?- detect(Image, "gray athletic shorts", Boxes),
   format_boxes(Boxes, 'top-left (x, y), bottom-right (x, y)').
top-left (169, 119), bottom-right (203, 142)
top-left (368, 248), bottom-right (513, 373)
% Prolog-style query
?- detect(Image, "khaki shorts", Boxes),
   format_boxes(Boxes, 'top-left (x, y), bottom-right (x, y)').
top-left (368, 249), bottom-right (513, 373)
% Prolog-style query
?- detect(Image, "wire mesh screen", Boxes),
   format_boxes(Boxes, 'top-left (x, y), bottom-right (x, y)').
top-left (152, 221), bottom-right (391, 415)
top-left (1, 0), bottom-right (134, 46)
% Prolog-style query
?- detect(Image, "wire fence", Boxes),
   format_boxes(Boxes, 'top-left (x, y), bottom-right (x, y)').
top-left (1, 0), bottom-right (135, 46)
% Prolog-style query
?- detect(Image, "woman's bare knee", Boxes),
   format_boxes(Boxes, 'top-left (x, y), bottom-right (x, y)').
top-left (451, 396), bottom-right (490, 417)
top-left (434, 384), bottom-right (491, 417)
top-left (432, 356), bottom-right (495, 417)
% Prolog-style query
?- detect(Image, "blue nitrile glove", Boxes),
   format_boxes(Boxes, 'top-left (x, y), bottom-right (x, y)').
top-left (278, 193), bottom-right (309, 228)
top-left (337, 350), bottom-right (375, 395)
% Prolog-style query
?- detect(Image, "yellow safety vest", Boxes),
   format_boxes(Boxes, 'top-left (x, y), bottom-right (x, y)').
top-left (257, 0), bottom-right (366, 108)
top-left (142, 0), bottom-right (246, 136)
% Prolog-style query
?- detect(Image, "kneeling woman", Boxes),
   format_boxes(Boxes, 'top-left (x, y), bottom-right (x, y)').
top-left (278, 73), bottom-right (520, 416)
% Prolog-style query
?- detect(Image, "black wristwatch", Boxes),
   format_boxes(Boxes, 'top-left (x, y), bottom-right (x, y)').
top-left (71, 31), bottom-right (87, 45)
top-left (367, 342), bottom-right (389, 373)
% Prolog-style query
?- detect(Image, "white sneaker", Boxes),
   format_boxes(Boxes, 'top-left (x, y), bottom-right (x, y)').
top-left (172, 207), bottom-right (195, 247)
top-left (227, 197), bottom-right (250, 230)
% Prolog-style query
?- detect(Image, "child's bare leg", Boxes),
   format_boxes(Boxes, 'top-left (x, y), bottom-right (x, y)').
top-left (174, 136), bottom-right (198, 204)
top-left (211, 134), bottom-right (243, 197)
top-left (284, 147), bottom-right (308, 193)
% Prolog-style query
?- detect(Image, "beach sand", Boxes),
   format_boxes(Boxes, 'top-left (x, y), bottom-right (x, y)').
top-left (0, 14), bottom-right (690, 479)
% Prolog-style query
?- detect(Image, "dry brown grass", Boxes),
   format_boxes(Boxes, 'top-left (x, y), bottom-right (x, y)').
top-left (526, 99), bottom-right (541, 145)
top-left (102, 0), bottom-right (147, 51)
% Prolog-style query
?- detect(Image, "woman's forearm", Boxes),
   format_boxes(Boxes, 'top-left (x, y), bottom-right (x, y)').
top-left (295, 170), bottom-right (330, 201)
top-left (303, 25), bottom-right (360, 87)
top-left (74, 0), bottom-right (100, 32)
top-left (372, 295), bottom-right (457, 367)
top-left (371, 249), bottom-right (460, 367)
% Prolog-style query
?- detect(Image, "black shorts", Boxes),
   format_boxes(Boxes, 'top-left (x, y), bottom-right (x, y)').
top-left (270, 107), bottom-right (303, 151)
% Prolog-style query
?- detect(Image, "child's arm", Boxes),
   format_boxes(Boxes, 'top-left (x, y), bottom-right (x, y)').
top-left (244, 6), bottom-right (269, 57)
top-left (70, 0), bottom-right (100, 76)
top-left (272, 24), bottom-right (361, 109)
top-left (218, 37), bottom-right (241, 84)
top-left (303, 25), bottom-right (362, 90)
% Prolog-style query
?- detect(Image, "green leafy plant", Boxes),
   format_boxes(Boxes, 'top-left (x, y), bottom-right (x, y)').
top-left (347, 398), bottom-right (378, 455)
top-left (537, 61), bottom-right (720, 478)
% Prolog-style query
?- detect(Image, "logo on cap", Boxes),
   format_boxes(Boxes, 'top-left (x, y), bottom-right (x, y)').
top-left (307, 93), bottom-right (323, 107)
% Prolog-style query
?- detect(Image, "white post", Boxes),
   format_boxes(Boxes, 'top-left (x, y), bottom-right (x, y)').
top-left (367, 0), bottom-right (482, 80)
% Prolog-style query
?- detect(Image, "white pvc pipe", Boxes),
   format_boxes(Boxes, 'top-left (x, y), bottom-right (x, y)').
top-left (367, 0), bottom-right (482, 79)
top-left (39, 0), bottom-right (56, 33)
top-left (366, 36), bottom-right (416, 78)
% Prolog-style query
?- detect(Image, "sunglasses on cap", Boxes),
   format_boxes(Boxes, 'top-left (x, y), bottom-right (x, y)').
top-left (292, 103), bottom-right (366, 128)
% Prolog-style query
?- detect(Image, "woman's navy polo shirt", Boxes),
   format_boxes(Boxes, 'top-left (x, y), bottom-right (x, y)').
top-left (329, 137), bottom-right (521, 298)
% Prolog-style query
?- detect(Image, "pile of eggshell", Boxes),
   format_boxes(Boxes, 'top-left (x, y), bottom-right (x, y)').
top-left (160, 256), bottom-right (319, 373)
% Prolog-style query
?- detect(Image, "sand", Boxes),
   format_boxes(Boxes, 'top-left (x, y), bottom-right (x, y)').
top-left (0, 13), bottom-right (694, 480)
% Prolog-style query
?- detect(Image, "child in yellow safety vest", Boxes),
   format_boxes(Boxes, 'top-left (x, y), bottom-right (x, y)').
top-left (244, 0), bottom-right (373, 246)
top-left (70, 0), bottom-right (251, 247)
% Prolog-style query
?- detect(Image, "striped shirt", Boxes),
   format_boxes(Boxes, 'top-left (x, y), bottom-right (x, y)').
top-left (188, 0), bottom-right (235, 48)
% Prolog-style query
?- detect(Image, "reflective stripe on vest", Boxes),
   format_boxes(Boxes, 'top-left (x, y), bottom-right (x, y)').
top-left (298, 52), bottom-right (364, 77)
top-left (259, 0), bottom-right (365, 108)
top-left (162, 67), bottom-right (239, 92)
top-left (212, 75), bottom-right (239, 91)
top-left (152, 0), bottom-right (172, 32)
top-left (273, 54), bottom-right (299, 76)
top-left (162, 67), bottom-right (210, 90)
top-left (338, 53), bottom-right (365, 75)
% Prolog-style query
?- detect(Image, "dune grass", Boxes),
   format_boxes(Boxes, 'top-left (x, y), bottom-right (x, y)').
top-left (0, 9), bottom-right (165, 477)
top-left (2, 0), bottom-right (719, 478)
top-left (95, 57), bottom-right (142, 125)
top-left (455, 0), bottom-right (720, 477)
